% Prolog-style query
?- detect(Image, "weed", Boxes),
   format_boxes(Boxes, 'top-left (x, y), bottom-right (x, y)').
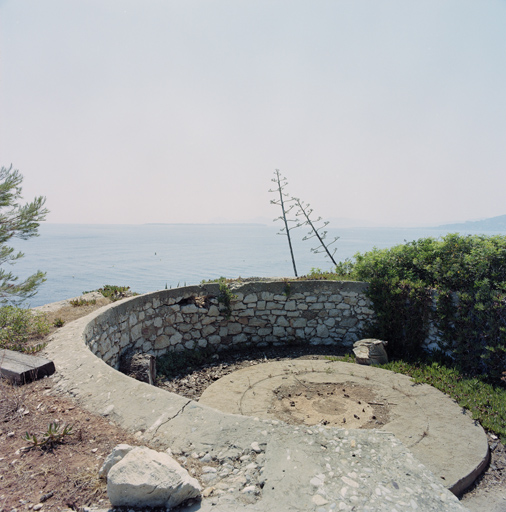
top-left (53, 317), bottom-right (65, 327)
top-left (217, 278), bottom-right (237, 318)
top-left (69, 298), bottom-right (97, 307)
top-left (325, 353), bottom-right (356, 364)
top-left (283, 281), bottom-right (292, 297)
top-left (24, 422), bottom-right (73, 449)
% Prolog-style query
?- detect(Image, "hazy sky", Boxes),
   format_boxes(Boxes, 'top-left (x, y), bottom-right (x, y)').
top-left (1, 1), bottom-right (505, 226)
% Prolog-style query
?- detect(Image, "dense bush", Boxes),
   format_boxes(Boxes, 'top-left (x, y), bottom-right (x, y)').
top-left (0, 306), bottom-right (50, 352)
top-left (337, 234), bottom-right (506, 381)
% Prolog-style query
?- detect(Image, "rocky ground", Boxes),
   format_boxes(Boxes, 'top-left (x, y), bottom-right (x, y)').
top-left (0, 300), bottom-right (505, 511)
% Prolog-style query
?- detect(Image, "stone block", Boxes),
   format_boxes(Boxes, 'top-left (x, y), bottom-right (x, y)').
top-left (233, 333), bottom-right (248, 344)
top-left (202, 325), bottom-right (216, 336)
top-left (208, 305), bottom-right (220, 317)
top-left (130, 324), bottom-right (142, 341)
top-left (276, 316), bottom-right (289, 327)
top-left (154, 335), bottom-right (170, 350)
top-left (284, 300), bottom-right (296, 311)
top-left (273, 326), bottom-right (286, 337)
top-left (291, 318), bottom-right (307, 328)
top-left (353, 338), bottom-right (388, 365)
top-left (227, 323), bottom-right (242, 335)
top-left (316, 325), bottom-right (329, 337)
top-left (170, 332), bottom-right (183, 346)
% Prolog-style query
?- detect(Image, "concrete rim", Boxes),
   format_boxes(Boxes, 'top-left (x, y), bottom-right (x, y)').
top-left (200, 359), bottom-right (490, 495)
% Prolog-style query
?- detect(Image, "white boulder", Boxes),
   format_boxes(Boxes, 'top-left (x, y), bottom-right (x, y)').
top-left (101, 445), bottom-right (202, 509)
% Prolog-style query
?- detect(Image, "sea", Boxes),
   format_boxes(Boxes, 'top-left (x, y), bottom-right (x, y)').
top-left (8, 223), bottom-right (506, 308)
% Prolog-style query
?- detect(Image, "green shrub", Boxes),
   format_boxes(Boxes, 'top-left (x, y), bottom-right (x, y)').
top-left (217, 278), bottom-right (237, 318)
top-left (53, 317), bottom-right (65, 327)
top-left (69, 298), bottom-right (96, 307)
top-left (0, 306), bottom-right (50, 351)
top-left (304, 267), bottom-right (356, 281)
top-left (98, 285), bottom-right (131, 301)
top-left (346, 234), bottom-right (506, 381)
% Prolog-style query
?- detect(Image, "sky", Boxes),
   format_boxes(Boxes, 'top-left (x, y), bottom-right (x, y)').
top-left (1, 0), bottom-right (505, 227)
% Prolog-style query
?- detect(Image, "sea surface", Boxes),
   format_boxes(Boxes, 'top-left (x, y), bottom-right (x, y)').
top-left (8, 223), bottom-right (506, 308)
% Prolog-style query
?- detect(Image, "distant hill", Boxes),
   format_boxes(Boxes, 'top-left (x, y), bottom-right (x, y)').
top-left (437, 214), bottom-right (506, 231)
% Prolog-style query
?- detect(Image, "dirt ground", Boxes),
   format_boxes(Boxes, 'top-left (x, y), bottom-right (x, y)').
top-left (1, 299), bottom-right (505, 511)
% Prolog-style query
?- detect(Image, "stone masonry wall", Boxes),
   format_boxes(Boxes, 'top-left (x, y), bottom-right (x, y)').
top-left (83, 280), bottom-right (375, 369)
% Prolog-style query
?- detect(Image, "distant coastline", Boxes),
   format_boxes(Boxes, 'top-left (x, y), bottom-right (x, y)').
top-left (437, 214), bottom-right (506, 231)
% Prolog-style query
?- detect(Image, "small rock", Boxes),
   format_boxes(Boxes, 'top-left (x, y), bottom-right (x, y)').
top-left (251, 442), bottom-right (261, 453)
top-left (202, 487), bottom-right (214, 498)
top-left (200, 453), bottom-right (212, 463)
top-left (33, 505), bottom-right (43, 511)
top-left (312, 494), bottom-right (329, 506)
top-left (200, 473), bottom-right (217, 484)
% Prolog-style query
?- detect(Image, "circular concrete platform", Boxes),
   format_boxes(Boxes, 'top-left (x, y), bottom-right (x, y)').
top-left (200, 359), bottom-right (490, 495)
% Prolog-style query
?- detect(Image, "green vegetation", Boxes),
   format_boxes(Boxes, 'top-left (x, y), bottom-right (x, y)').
top-left (53, 317), bottom-right (65, 327)
top-left (98, 285), bottom-right (132, 301)
top-left (0, 306), bottom-right (50, 352)
top-left (217, 278), bottom-right (237, 318)
top-left (304, 267), bottom-right (357, 281)
top-left (379, 359), bottom-right (506, 441)
top-left (24, 422), bottom-right (74, 449)
top-left (0, 165), bottom-right (49, 303)
top-left (327, 353), bottom-right (506, 441)
top-left (319, 234), bottom-right (506, 382)
top-left (70, 298), bottom-right (97, 307)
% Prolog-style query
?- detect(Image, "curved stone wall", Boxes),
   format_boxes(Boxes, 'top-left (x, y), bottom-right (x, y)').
top-left (83, 280), bottom-right (374, 368)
